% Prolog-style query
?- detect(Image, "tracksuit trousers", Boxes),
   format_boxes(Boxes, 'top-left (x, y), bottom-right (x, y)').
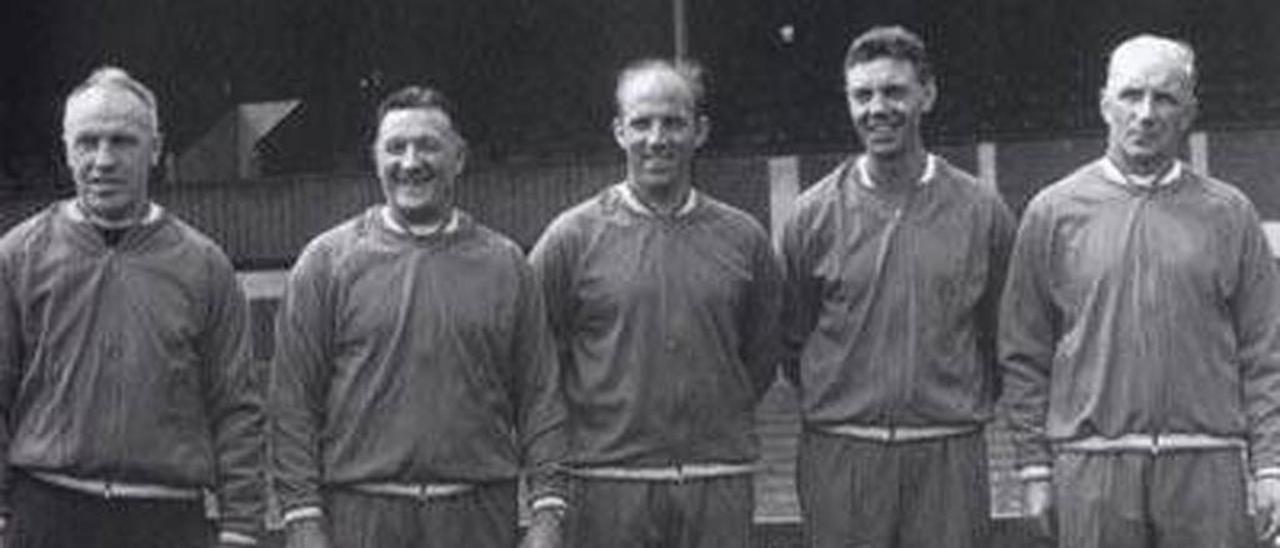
top-left (797, 429), bottom-right (991, 548)
top-left (566, 474), bottom-right (754, 548)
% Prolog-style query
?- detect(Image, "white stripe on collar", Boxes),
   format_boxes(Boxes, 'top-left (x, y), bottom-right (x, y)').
top-left (66, 200), bottom-right (162, 228)
top-left (1101, 157), bottom-right (1183, 188)
top-left (380, 206), bottom-right (459, 237)
top-left (856, 154), bottom-right (937, 189)
top-left (617, 182), bottom-right (699, 217)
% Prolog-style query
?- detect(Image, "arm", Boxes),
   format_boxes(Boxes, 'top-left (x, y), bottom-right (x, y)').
top-left (778, 207), bottom-right (818, 388)
top-left (978, 197), bottom-right (1017, 401)
top-left (1231, 204), bottom-right (1280, 474)
top-left (0, 250), bottom-right (22, 524)
top-left (268, 247), bottom-right (335, 537)
top-left (199, 255), bottom-right (265, 544)
top-left (740, 229), bottom-right (783, 400)
top-left (511, 258), bottom-right (568, 508)
top-left (998, 199), bottom-right (1059, 472)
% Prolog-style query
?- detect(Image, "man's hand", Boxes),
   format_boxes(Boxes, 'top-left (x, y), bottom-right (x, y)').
top-left (1024, 477), bottom-right (1054, 540)
top-left (1254, 476), bottom-right (1280, 542)
top-left (519, 507), bottom-right (564, 548)
top-left (284, 519), bottom-right (332, 548)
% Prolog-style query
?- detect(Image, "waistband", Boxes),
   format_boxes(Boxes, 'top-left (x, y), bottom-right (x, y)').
top-left (1058, 433), bottom-right (1246, 455)
top-left (29, 471), bottom-right (203, 500)
top-left (346, 481), bottom-right (475, 501)
top-left (569, 463), bottom-right (758, 482)
top-left (816, 423), bottom-right (981, 443)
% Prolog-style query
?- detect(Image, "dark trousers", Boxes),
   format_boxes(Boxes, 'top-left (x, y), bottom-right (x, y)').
top-left (566, 474), bottom-right (754, 548)
top-left (325, 481), bottom-right (517, 548)
top-left (1055, 450), bottom-right (1253, 548)
top-left (797, 429), bottom-right (991, 548)
top-left (7, 472), bottom-right (213, 548)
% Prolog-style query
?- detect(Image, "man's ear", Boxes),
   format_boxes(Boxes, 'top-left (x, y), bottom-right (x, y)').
top-left (694, 115), bottom-right (710, 149)
top-left (612, 117), bottom-right (627, 148)
top-left (151, 131), bottom-right (165, 166)
top-left (921, 80), bottom-right (938, 114)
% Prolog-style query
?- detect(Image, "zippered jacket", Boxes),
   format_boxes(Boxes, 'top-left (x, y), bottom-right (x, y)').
top-left (1000, 160), bottom-right (1280, 470)
top-left (781, 156), bottom-right (1015, 428)
top-left (269, 208), bottom-right (566, 515)
top-left (0, 201), bottom-right (263, 537)
top-left (529, 185), bottom-right (782, 467)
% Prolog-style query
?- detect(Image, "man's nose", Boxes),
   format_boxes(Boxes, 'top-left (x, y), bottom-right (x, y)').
top-left (400, 145), bottom-right (426, 169)
top-left (89, 142), bottom-right (117, 171)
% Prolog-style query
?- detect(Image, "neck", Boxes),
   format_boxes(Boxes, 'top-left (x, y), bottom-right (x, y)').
top-left (628, 178), bottom-right (691, 215)
top-left (77, 199), bottom-right (148, 228)
top-left (1107, 149), bottom-right (1174, 178)
top-left (863, 148), bottom-right (929, 192)
top-left (389, 205), bottom-right (448, 230)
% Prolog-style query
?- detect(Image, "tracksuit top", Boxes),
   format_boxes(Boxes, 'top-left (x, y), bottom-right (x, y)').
top-left (0, 200), bottom-right (263, 537)
top-left (1000, 159), bottom-right (1280, 470)
top-left (269, 207), bottom-right (566, 515)
top-left (529, 184), bottom-right (782, 467)
top-left (780, 155), bottom-right (1015, 429)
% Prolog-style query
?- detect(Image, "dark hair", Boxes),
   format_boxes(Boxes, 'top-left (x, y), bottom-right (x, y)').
top-left (374, 85), bottom-right (463, 140)
top-left (843, 26), bottom-right (933, 85)
top-left (615, 58), bottom-right (707, 113)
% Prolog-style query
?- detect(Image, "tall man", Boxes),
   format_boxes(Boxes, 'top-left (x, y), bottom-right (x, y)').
top-left (1002, 34), bottom-right (1280, 547)
top-left (529, 59), bottom-right (782, 547)
top-left (779, 26), bottom-right (1014, 548)
top-left (0, 67), bottom-right (263, 547)
top-left (269, 85), bottom-right (567, 548)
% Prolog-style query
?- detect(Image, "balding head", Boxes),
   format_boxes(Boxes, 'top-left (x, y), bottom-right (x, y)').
top-left (1106, 34), bottom-right (1196, 98)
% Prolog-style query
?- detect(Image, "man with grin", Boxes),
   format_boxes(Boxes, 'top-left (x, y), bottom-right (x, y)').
top-left (1002, 34), bottom-right (1280, 547)
top-left (529, 59), bottom-right (782, 547)
top-left (270, 85), bottom-right (567, 548)
top-left (0, 67), bottom-right (263, 547)
top-left (779, 27), bottom-right (1014, 548)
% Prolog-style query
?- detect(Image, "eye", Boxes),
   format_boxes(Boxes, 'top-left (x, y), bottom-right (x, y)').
top-left (1117, 88), bottom-right (1143, 102)
top-left (662, 116), bottom-right (690, 131)
top-left (628, 118), bottom-right (652, 132)
top-left (384, 139), bottom-right (407, 154)
top-left (848, 88), bottom-right (873, 104)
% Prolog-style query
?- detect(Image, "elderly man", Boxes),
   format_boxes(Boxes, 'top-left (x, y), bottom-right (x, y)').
top-left (779, 26), bottom-right (1014, 548)
top-left (1002, 34), bottom-right (1280, 547)
top-left (0, 67), bottom-right (263, 547)
top-left (529, 59), bottom-right (782, 547)
top-left (269, 85), bottom-right (567, 548)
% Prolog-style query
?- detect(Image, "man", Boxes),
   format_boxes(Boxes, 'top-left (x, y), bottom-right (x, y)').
top-left (1002, 34), bottom-right (1280, 547)
top-left (269, 85), bottom-right (567, 548)
top-left (779, 26), bottom-right (1014, 548)
top-left (529, 59), bottom-right (781, 547)
top-left (0, 67), bottom-right (263, 547)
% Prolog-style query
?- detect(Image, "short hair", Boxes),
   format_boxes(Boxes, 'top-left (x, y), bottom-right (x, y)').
top-left (614, 58), bottom-right (707, 113)
top-left (1106, 34), bottom-right (1197, 95)
top-left (843, 26), bottom-right (933, 85)
top-left (65, 66), bottom-right (160, 132)
top-left (374, 85), bottom-right (464, 141)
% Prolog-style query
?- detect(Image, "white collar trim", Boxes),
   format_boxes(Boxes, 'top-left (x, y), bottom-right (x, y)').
top-left (856, 154), bottom-right (937, 189)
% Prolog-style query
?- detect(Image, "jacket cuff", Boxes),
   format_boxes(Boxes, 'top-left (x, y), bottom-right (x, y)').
top-left (218, 530), bottom-right (259, 546)
top-left (282, 506), bottom-right (324, 526)
top-left (1016, 465), bottom-right (1052, 482)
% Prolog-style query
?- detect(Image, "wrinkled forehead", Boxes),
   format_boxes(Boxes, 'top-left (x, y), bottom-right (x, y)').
top-left (616, 70), bottom-right (697, 118)
top-left (377, 107), bottom-right (459, 141)
top-left (1106, 39), bottom-right (1195, 94)
top-left (63, 86), bottom-right (156, 135)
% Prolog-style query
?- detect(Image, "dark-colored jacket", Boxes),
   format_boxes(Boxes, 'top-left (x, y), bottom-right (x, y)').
top-left (269, 208), bottom-right (566, 515)
top-left (529, 185), bottom-right (782, 467)
top-left (0, 201), bottom-right (263, 537)
top-left (1000, 160), bottom-right (1280, 470)
top-left (781, 156), bottom-right (1014, 428)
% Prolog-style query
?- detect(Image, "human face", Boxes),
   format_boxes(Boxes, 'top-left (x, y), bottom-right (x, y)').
top-left (1101, 51), bottom-right (1196, 174)
top-left (63, 86), bottom-right (160, 223)
top-left (613, 71), bottom-right (708, 193)
top-left (845, 57), bottom-right (935, 159)
top-left (373, 107), bottom-right (466, 226)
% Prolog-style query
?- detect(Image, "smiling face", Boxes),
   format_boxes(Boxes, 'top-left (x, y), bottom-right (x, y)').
top-left (1101, 40), bottom-right (1197, 175)
top-left (844, 57), bottom-right (935, 160)
top-left (63, 86), bottom-right (161, 223)
top-left (613, 69), bottom-right (708, 193)
top-left (373, 107), bottom-right (466, 226)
